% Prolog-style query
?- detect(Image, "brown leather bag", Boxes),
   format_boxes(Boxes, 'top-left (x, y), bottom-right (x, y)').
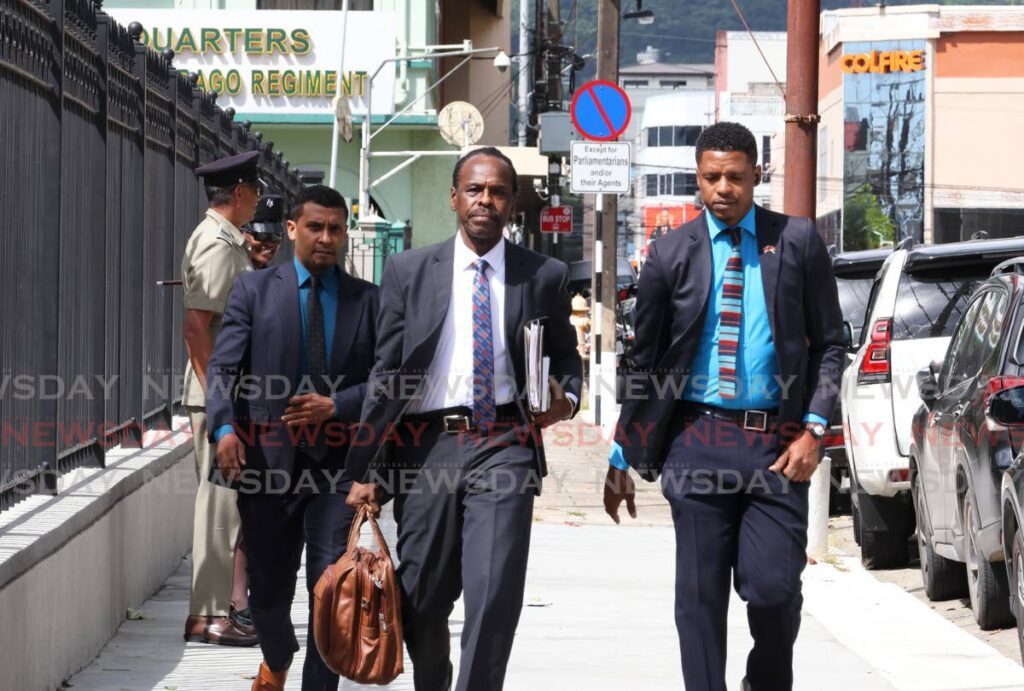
top-left (312, 507), bottom-right (404, 684)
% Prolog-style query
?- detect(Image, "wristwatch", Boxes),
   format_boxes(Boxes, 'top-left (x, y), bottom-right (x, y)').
top-left (805, 422), bottom-right (827, 441)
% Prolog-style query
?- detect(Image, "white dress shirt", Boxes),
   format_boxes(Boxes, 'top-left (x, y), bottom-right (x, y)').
top-left (413, 235), bottom-right (516, 413)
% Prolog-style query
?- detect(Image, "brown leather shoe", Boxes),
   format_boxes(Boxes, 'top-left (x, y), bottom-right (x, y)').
top-left (184, 614), bottom-right (259, 647)
top-left (251, 660), bottom-right (289, 691)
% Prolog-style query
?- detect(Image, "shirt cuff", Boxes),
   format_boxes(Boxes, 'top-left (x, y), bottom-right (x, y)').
top-left (213, 424), bottom-right (235, 442)
top-left (608, 441), bottom-right (630, 471)
top-left (565, 392), bottom-right (579, 414)
top-left (803, 413), bottom-right (829, 426)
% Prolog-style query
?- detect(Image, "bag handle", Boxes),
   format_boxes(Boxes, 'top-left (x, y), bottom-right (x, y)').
top-left (345, 505), bottom-right (393, 559)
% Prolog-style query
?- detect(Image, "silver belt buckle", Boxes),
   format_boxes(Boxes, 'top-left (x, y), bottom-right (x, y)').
top-left (443, 415), bottom-right (473, 434)
top-left (743, 410), bottom-right (768, 432)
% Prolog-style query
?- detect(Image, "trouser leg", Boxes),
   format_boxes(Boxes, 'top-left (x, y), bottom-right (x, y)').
top-left (237, 491), bottom-right (306, 671)
top-left (454, 441), bottom-right (537, 691)
top-left (187, 406), bottom-right (240, 617)
top-left (299, 480), bottom-right (356, 691)
top-left (736, 469), bottom-right (809, 691)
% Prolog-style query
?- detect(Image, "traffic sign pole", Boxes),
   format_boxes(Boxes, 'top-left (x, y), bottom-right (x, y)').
top-left (594, 192), bottom-right (604, 427)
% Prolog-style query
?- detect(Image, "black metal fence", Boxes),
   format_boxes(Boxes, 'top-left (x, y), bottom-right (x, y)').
top-left (0, 0), bottom-right (302, 511)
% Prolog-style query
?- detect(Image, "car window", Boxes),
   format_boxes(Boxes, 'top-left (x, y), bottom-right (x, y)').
top-left (891, 268), bottom-right (990, 341)
top-left (835, 275), bottom-right (874, 344)
top-left (980, 288), bottom-right (1010, 377)
top-left (941, 295), bottom-right (984, 391)
top-left (858, 263), bottom-right (889, 349)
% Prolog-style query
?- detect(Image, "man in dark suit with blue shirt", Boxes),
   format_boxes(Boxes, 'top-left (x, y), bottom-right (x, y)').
top-left (206, 185), bottom-right (379, 691)
top-left (605, 122), bottom-right (844, 691)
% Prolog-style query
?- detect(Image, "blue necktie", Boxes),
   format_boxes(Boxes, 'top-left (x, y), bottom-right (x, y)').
top-left (471, 259), bottom-right (496, 428)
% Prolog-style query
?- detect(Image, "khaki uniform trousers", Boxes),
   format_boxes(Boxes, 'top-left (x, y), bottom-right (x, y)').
top-left (187, 405), bottom-right (240, 616)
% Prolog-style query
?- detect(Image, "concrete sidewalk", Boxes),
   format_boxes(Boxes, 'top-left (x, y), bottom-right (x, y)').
top-left (66, 514), bottom-right (1024, 690)
top-left (66, 417), bottom-right (1024, 689)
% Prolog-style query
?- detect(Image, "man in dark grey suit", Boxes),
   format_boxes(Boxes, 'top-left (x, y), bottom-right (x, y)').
top-left (345, 148), bottom-right (582, 691)
top-left (605, 122), bottom-right (844, 691)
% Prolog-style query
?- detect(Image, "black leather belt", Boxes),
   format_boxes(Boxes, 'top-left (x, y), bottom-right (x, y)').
top-left (407, 403), bottom-right (523, 434)
top-left (677, 401), bottom-right (779, 433)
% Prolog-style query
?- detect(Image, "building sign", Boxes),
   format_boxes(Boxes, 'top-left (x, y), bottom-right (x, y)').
top-left (107, 10), bottom-right (396, 116)
top-left (569, 141), bottom-right (631, 194)
top-left (841, 50), bottom-right (925, 74)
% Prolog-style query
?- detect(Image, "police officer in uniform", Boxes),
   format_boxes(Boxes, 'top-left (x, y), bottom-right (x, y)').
top-left (181, 150), bottom-right (263, 646)
top-left (244, 194), bottom-right (286, 269)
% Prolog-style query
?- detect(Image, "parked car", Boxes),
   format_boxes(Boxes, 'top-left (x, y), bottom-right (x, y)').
top-left (994, 382), bottom-right (1024, 660)
top-left (911, 258), bottom-right (1024, 629)
top-left (841, 237), bottom-right (1024, 569)
top-left (828, 248), bottom-right (892, 513)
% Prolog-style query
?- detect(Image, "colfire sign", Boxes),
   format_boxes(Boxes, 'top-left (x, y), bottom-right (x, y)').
top-left (106, 9), bottom-right (396, 116)
top-left (841, 50), bottom-right (925, 74)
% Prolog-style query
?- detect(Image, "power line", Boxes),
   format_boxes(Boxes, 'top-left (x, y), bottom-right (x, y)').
top-left (727, 0), bottom-right (787, 100)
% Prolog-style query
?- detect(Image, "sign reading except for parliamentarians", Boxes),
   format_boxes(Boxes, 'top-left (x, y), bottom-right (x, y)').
top-left (570, 80), bottom-right (631, 142)
top-left (540, 206), bottom-right (573, 233)
top-left (105, 9), bottom-right (396, 116)
top-left (569, 141), bottom-right (631, 194)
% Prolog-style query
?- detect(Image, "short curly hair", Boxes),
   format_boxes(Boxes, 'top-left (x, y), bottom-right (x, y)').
top-left (695, 122), bottom-right (758, 166)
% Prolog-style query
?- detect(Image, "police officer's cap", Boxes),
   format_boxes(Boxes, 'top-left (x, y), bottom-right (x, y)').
top-left (249, 195), bottom-right (285, 238)
top-left (195, 150), bottom-right (261, 188)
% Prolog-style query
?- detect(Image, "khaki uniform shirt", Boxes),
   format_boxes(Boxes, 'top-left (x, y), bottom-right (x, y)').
top-left (181, 209), bottom-right (253, 407)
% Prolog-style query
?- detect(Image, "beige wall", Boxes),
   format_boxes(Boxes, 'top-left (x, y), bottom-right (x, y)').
top-left (440, 0), bottom-right (512, 146)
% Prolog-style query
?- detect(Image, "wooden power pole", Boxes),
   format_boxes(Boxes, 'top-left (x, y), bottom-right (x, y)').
top-left (783, 0), bottom-right (821, 218)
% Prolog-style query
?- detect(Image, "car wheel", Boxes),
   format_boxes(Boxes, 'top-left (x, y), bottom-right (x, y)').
top-left (964, 492), bottom-right (1014, 630)
top-left (1012, 530), bottom-right (1024, 663)
top-left (913, 471), bottom-right (966, 600)
top-left (861, 527), bottom-right (908, 569)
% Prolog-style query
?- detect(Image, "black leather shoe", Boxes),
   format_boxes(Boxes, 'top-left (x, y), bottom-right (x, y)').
top-left (230, 605), bottom-right (255, 633)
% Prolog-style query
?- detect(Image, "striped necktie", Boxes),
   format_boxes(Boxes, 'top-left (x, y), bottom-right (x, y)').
top-left (471, 259), bottom-right (496, 428)
top-left (719, 228), bottom-right (743, 400)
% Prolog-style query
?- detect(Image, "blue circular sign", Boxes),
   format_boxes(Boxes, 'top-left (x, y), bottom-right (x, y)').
top-left (570, 80), bottom-right (632, 141)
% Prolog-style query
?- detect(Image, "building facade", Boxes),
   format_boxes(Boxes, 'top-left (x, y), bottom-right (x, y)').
top-left (106, 0), bottom-right (513, 252)
top-left (816, 5), bottom-right (1024, 249)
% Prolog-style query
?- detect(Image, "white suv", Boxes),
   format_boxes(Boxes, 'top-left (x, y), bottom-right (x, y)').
top-left (841, 237), bottom-right (1024, 568)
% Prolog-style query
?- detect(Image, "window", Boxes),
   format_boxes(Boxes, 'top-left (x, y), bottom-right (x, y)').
top-left (645, 175), bottom-right (658, 196)
top-left (646, 128), bottom-right (658, 147)
top-left (673, 173), bottom-right (697, 196)
top-left (674, 126), bottom-right (701, 147)
top-left (892, 269), bottom-right (990, 341)
top-left (623, 80), bottom-right (649, 88)
top-left (942, 296), bottom-right (984, 391)
top-left (658, 175), bottom-right (672, 196)
top-left (660, 79), bottom-right (688, 89)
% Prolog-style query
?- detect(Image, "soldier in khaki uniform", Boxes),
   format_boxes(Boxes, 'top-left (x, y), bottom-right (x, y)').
top-left (181, 150), bottom-right (262, 646)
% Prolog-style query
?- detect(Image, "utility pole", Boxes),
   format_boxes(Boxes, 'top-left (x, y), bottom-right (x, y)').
top-left (592, 0), bottom-right (620, 427)
top-left (517, 0), bottom-right (531, 146)
top-left (783, 0), bottom-right (820, 218)
top-left (545, 0), bottom-right (563, 259)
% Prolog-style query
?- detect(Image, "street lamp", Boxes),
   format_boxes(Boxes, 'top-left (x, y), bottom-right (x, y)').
top-left (623, 0), bottom-right (655, 24)
top-left (357, 42), bottom-right (504, 218)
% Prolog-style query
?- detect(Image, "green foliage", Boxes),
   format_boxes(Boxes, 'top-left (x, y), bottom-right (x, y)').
top-left (843, 184), bottom-right (895, 250)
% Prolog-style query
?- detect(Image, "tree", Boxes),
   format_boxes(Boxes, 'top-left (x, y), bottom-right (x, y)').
top-left (843, 183), bottom-right (895, 250)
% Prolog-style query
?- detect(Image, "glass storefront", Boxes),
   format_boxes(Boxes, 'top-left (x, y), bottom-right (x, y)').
top-left (841, 40), bottom-right (926, 250)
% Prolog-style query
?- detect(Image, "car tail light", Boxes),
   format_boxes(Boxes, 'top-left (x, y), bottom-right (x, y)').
top-left (617, 287), bottom-right (630, 302)
top-left (857, 318), bottom-right (892, 385)
top-left (888, 468), bottom-right (910, 483)
top-left (823, 427), bottom-right (844, 448)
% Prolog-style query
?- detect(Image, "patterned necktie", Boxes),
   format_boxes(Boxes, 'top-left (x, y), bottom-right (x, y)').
top-left (305, 275), bottom-right (328, 459)
top-left (307, 275), bottom-right (328, 395)
top-left (719, 228), bottom-right (743, 400)
top-left (471, 259), bottom-right (496, 428)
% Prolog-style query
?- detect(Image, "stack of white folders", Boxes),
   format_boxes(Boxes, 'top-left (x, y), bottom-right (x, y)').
top-left (524, 319), bottom-right (550, 413)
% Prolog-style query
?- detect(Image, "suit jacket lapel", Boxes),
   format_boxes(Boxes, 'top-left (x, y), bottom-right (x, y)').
top-left (425, 236), bottom-right (456, 349)
top-left (754, 206), bottom-right (783, 345)
top-left (330, 270), bottom-right (365, 373)
top-left (271, 262), bottom-right (303, 385)
top-left (503, 240), bottom-right (526, 384)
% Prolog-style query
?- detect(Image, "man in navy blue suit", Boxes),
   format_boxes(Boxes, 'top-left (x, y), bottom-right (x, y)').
top-left (206, 185), bottom-right (379, 691)
top-left (605, 122), bottom-right (844, 691)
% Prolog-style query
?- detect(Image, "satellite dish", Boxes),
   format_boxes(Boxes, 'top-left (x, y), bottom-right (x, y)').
top-left (438, 101), bottom-right (485, 148)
